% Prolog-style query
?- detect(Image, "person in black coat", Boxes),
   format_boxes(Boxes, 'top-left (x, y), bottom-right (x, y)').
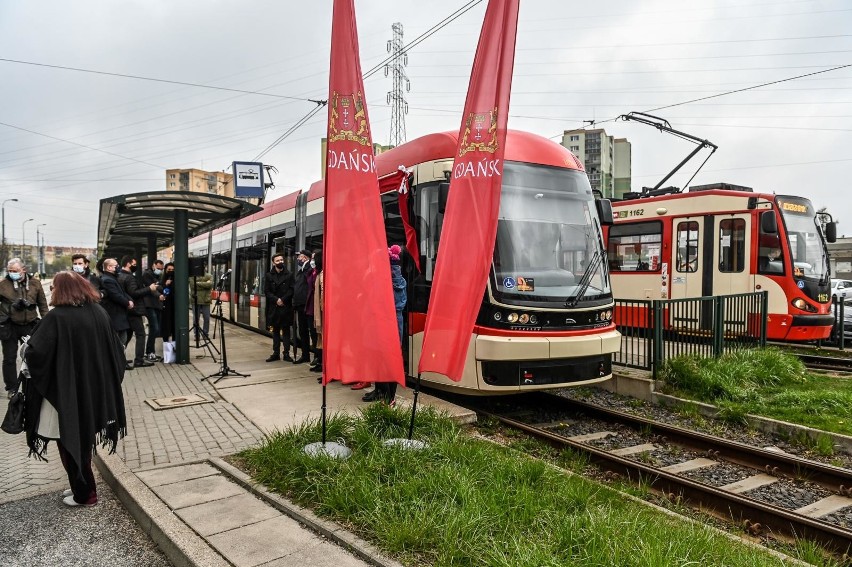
top-left (291, 250), bottom-right (312, 364)
top-left (141, 260), bottom-right (165, 360)
top-left (264, 253), bottom-right (294, 362)
top-left (24, 271), bottom-right (126, 507)
top-left (160, 263), bottom-right (176, 342)
top-left (118, 256), bottom-right (155, 368)
top-left (98, 258), bottom-right (133, 371)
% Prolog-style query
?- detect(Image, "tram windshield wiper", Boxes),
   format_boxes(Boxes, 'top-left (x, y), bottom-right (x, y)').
top-left (566, 250), bottom-right (602, 307)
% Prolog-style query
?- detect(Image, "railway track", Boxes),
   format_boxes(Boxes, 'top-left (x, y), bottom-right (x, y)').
top-left (468, 392), bottom-right (852, 556)
top-left (796, 353), bottom-right (852, 372)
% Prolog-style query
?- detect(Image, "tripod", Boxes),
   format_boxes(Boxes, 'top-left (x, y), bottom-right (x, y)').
top-left (203, 272), bottom-right (250, 384)
top-left (189, 275), bottom-right (219, 362)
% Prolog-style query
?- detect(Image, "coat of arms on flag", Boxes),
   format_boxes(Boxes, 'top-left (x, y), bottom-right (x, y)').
top-left (459, 108), bottom-right (499, 156)
top-left (328, 91), bottom-right (370, 146)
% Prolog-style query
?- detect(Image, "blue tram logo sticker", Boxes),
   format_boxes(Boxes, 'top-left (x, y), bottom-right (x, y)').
top-left (503, 277), bottom-right (516, 289)
top-left (797, 280), bottom-right (805, 289)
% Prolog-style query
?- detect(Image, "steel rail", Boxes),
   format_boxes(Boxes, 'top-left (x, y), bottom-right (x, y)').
top-left (552, 395), bottom-right (852, 493)
top-left (483, 409), bottom-right (852, 554)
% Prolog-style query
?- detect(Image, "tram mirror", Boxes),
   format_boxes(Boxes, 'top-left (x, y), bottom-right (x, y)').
top-left (826, 221), bottom-right (837, 243)
top-left (760, 210), bottom-right (778, 234)
top-left (438, 182), bottom-right (450, 214)
top-left (596, 199), bottom-right (614, 225)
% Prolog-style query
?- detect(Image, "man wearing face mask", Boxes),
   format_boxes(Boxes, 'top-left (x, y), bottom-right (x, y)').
top-left (71, 253), bottom-right (101, 292)
top-left (99, 257), bottom-right (133, 371)
top-left (264, 253), bottom-right (294, 362)
top-left (291, 250), bottom-right (312, 364)
top-left (141, 259), bottom-right (166, 361)
top-left (0, 258), bottom-right (49, 397)
top-left (118, 256), bottom-right (155, 369)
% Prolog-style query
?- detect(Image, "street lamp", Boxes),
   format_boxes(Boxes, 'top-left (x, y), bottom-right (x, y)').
top-left (21, 218), bottom-right (34, 267)
top-left (2, 198), bottom-right (19, 263)
top-left (36, 223), bottom-right (46, 275)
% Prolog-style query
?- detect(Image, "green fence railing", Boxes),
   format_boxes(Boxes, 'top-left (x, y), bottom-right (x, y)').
top-left (613, 291), bottom-right (768, 377)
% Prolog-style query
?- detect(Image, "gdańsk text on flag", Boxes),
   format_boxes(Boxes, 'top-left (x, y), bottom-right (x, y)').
top-left (322, 0), bottom-right (404, 387)
top-left (418, 0), bottom-right (520, 381)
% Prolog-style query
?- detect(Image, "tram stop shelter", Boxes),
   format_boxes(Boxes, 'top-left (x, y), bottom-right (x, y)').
top-left (97, 191), bottom-right (262, 364)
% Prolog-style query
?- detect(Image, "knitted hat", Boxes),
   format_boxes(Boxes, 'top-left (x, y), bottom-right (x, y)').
top-left (388, 245), bottom-right (401, 265)
top-left (299, 250), bottom-right (312, 258)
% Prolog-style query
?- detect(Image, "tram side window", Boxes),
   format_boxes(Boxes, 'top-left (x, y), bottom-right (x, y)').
top-left (676, 221), bottom-right (699, 273)
top-left (607, 221), bottom-right (662, 272)
top-left (718, 218), bottom-right (746, 273)
top-left (418, 183), bottom-right (442, 282)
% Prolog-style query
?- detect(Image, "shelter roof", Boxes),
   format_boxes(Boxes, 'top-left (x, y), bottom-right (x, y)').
top-left (97, 191), bottom-right (262, 256)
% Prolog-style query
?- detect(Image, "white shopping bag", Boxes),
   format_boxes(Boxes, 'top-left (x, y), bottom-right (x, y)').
top-left (163, 341), bottom-right (177, 364)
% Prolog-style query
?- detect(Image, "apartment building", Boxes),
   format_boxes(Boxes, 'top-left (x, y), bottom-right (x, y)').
top-left (561, 129), bottom-right (632, 199)
top-left (165, 168), bottom-right (234, 198)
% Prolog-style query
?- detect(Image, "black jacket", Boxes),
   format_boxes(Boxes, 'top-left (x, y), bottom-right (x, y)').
top-left (24, 303), bottom-right (126, 483)
top-left (118, 269), bottom-right (148, 316)
top-left (292, 262), bottom-right (310, 308)
top-left (140, 269), bottom-right (163, 310)
top-left (100, 271), bottom-right (131, 331)
top-left (264, 266), bottom-right (294, 326)
top-left (83, 269), bottom-right (101, 294)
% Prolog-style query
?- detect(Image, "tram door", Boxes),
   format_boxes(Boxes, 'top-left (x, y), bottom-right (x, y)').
top-left (670, 218), bottom-right (704, 301)
top-left (712, 215), bottom-right (750, 296)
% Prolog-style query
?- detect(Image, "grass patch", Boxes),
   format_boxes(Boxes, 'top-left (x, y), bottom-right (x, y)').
top-left (240, 405), bottom-right (796, 566)
top-left (659, 348), bottom-right (852, 436)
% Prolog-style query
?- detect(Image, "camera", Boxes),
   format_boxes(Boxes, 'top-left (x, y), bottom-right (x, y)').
top-left (12, 299), bottom-right (35, 311)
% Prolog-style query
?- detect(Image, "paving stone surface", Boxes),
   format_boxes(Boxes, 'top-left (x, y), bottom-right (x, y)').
top-left (117, 360), bottom-right (266, 471)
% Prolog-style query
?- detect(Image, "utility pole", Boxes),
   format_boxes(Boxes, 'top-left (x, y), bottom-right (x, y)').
top-left (1, 198), bottom-right (18, 266)
top-left (385, 22), bottom-right (410, 147)
top-left (36, 223), bottom-right (46, 275)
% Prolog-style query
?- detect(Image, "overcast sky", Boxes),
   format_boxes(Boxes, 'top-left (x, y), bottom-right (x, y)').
top-left (1, 0), bottom-right (850, 248)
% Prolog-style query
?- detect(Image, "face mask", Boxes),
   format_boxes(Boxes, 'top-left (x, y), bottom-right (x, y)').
top-left (297, 259), bottom-right (305, 268)
top-left (131, 265), bottom-right (137, 273)
top-left (274, 262), bottom-right (284, 270)
top-left (310, 260), bottom-right (316, 269)
top-left (153, 268), bottom-right (162, 276)
top-left (8, 272), bottom-right (21, 281)
top-left (72, 265), bottom-right (85, 274)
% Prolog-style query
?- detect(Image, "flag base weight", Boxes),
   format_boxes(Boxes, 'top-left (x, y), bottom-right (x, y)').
top-left (383, 438), bottom-right (427, 451)
top-left (303, 441), bottom-right (351, 459)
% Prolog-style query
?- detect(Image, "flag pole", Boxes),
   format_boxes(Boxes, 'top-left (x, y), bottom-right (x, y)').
top-left (407, 373), bottom-right (422, 440)
top-left (322, 384), bottom-right (327, 445)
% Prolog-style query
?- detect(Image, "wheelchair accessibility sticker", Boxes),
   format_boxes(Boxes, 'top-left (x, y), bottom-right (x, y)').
top-left (503, 277), bottom-right (516, 289)
top-left (797, 280), bottom-right (805, 289)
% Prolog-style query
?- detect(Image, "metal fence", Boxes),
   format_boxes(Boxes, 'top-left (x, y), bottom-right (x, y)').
top-left (613, 291), bottom-right (768, 377)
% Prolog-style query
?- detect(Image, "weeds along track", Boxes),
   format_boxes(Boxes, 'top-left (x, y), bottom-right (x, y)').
top-left (769, 342), bottom-right (852, 373)
top-left (468, 392), bottom-right (852, 556)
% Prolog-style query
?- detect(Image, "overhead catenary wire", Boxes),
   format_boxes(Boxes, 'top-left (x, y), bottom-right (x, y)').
top-left (0, 58), bottom-right (318, 102)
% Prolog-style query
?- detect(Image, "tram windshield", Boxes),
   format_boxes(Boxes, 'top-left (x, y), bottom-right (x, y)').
top-left (777, 196), bottom-right (829, 281)
top-left (490, 162), bottom-right (610, 306)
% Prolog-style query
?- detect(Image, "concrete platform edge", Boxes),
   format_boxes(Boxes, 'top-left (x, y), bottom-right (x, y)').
top-left (604, 370), bottom-right (852, 455)
top-left (94, 452), bottom-right (231, 567)
top-left (208, 457), bottom-right (405, 567)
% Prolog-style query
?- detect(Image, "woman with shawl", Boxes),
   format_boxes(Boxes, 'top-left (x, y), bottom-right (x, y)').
top-left (24, 271), bottom-right (127, 507)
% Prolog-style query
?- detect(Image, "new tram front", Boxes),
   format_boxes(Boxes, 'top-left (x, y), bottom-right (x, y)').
top-left (393, 131), bottom-right (621, 393)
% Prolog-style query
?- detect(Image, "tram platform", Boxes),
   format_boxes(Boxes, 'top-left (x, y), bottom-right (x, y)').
top-left (2, 321), bottom-right (474, 567)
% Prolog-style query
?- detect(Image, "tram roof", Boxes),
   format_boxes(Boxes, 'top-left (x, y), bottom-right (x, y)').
top-left (97, 191), bottom-right (262, 256)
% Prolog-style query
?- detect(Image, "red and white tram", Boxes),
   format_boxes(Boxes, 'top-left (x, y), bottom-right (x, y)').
top-left (606, 183), bottom-right (837, 341)
top-left (191, 130), bottom-right (621, 393)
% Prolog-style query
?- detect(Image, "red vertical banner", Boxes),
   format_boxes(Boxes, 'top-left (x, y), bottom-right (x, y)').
top-left (323, 0), bottom-right (404, 387)
top-left (418, 0), bottom-right (520, 381)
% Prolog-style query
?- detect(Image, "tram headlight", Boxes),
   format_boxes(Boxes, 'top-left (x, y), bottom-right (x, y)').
top-left (506, 312), bottom-right (519, 323)
top-left (529, 314), bottom-right (538, 325)
top-left (519, 314), bottom-right (530, 324)
top-left (791, 298), bottom-right (818, 312)
top-left (493, 312), bottom-right (502, 322)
